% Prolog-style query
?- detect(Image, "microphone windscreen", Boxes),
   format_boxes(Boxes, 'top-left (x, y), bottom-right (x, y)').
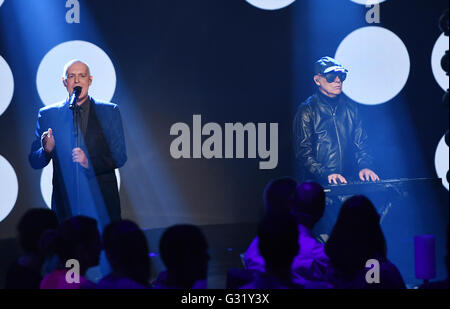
top-left (74, 86), bottom-right (82, 96)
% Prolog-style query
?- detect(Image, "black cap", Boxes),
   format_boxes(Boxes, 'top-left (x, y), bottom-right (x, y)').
top-left (314, 56), bottom-right (348, 75)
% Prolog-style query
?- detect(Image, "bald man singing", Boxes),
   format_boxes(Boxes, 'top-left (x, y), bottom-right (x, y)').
top-left (29, 60), bottom-right (127, 226)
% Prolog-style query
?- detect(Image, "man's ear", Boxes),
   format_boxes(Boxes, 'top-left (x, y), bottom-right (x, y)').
top-left (89, 76), bottom-right (93, 85)
top-left (313, 75), bottom-right (321, 86)
top-left (62, 77), bottom-right (67, 88)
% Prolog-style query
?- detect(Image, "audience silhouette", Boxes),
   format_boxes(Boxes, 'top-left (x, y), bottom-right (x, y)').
top-left (97, 220), bottom-right (151, 289)
top-left (289, 181), bottom-right (330, 284)
top-left (243, 179), bottom-right (331, 287)
top-left (324, 195), bottom-right (405, 289)
top-left (153, 224), bottom-right (210, 289)
top-left (240, 211), bottom-right (303, 289)
top-left (243, 177), bottom-right (297, 272)
top-left (40, 216), bottom-right (101, 289)
top-left (5, 208), bottom-right (58, 289)
top-left (4, 179), bottom-right (443, 290)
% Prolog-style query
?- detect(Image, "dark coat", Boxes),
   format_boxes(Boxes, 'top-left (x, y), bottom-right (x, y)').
top-left (29, 97), bottom-right (127, 226)
top-left (293, 93), bottom-right (373, 183)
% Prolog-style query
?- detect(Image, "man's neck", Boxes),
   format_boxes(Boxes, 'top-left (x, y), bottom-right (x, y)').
top-left (77, 96), bottom-right (89, 106)
top-left (318, 87), bottom-right (338, 99)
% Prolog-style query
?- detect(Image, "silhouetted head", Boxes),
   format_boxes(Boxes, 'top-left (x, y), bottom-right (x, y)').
top-left (17, 208), bottom-right (58, 254)
top-left (325, 195), bottom-right (386, 276)
top-left (258, 211), bottom-right (299, 272)
top-left (263, 177), bottom-right (298, 213)
top-left (102, 220), bottom-right (150, 286)
top-left (159, 224), bottom-right (209, 288)
top-left (292, 181), bottom-right (325, 229)
top-left (48, 216), bottom-right (101, 275)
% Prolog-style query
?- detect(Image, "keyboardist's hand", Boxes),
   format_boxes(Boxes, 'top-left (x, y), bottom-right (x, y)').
top-left (328, 173), bottom-right (347, 185)
top-left (359, 168), bottom-right (380, 182)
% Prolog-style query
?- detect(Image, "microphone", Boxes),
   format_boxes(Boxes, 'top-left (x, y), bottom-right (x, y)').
top-left (69, 86), bottom-right (82, 110)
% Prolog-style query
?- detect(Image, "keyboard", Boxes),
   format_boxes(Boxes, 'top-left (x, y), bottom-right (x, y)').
top-left (323, 177), bottom-right (442, 197)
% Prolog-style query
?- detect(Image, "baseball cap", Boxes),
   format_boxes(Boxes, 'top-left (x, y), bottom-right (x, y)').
top-left (314, 56), bottom-right (348, 75)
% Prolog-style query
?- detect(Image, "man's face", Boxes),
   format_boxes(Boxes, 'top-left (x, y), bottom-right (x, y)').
top-left (63, 61), bottom-right (92, 104)
top-left (314, 73), bottom-right (343, 98)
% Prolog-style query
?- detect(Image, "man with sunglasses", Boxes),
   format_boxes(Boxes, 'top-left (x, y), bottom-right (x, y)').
top-left (293, 56), bottom-right (379, 185)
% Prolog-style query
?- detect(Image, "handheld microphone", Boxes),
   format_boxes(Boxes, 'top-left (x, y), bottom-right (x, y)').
top-left (69, 86), bottom-right (82, 110)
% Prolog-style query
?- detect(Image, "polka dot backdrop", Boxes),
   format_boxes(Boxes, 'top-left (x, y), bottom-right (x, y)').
top-left (431, 33), bottom-right (449, 92)
top-left (36, 40), bottom-right (116, 106)
top-left (0, 155), bottom-right (18, 222)
top-left (435, 135), bottom-right (449, 190)
top-left (40, 164), bottom-right (121, 209)
top-left (335, 26), bottom-right (410, 105)
top-left (245, 0), bottom-right (295, 10)
top-left (0, 55), bottom-right (14, 116)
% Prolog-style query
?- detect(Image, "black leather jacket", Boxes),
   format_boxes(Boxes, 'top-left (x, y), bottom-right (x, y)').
top-left (293, 92), bottom-right (373, 183)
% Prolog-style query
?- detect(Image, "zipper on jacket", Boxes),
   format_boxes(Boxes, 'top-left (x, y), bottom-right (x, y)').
top-left (331, 109), bottom-right (343, 173)
top-left (319, 93), bottom-right (344, 174)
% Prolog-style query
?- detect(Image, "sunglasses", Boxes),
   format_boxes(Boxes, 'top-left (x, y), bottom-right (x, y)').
top-left (319, 72), bottom-right (347, 83)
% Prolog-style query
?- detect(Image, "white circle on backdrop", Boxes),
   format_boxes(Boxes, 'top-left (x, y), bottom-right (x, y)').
top-left (434, 135), bottom-right (449, 191)
top-left (40, 163), bottom-right (121, 208)
top-left (335, 26), bottom-right (410, 105)
top-left (350, 0), bottom-right (386, 5)
top-left (245, 0), bottom-right (295, 10)
top-left (36, 40), bottom-right (116, 106)
top-left (0, 55), bottom-right (14, 116)
top-left (431, 33), bottom-right (449, 92)
top-left (0, 155), bottom-right (19, 222)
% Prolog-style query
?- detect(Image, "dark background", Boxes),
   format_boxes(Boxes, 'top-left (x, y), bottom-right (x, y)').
top-left (0, 0), bottom-right (448, 286)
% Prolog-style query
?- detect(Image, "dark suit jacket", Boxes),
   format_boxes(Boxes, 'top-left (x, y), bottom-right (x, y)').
top-left (29, 97), bottom-right (127, 226)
